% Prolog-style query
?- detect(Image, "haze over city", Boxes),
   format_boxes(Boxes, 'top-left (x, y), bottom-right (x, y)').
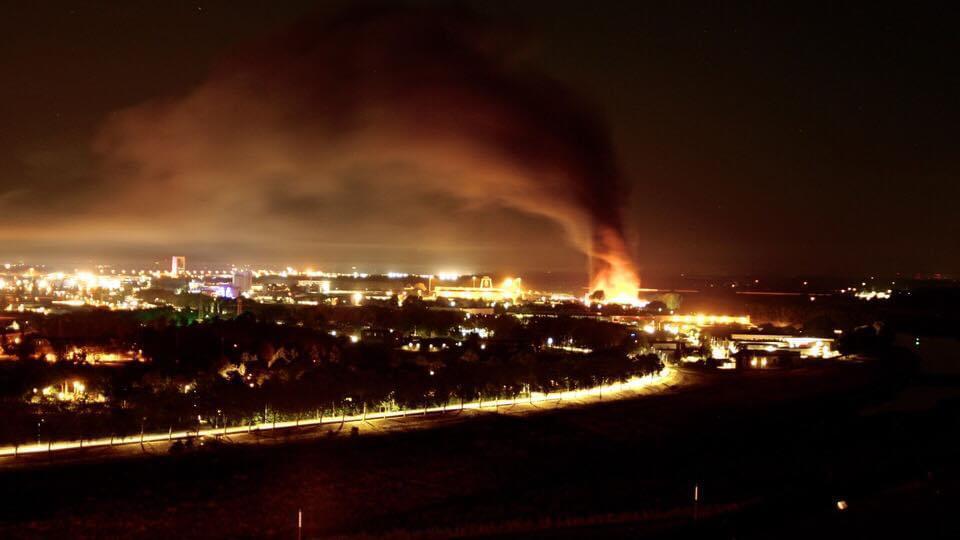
top-left (2, 2), bottom-right (957, 277)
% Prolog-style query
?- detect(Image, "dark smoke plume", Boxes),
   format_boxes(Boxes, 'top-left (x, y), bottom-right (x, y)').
top-left (97, 5), bottom-right (638, 289)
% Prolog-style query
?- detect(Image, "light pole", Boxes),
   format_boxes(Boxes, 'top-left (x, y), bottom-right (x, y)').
top-left (693, 483), bottom-right (700, 521)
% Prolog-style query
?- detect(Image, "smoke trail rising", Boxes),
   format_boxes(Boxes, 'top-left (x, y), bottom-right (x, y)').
top-left (97, 5), bottom-right (638, 295)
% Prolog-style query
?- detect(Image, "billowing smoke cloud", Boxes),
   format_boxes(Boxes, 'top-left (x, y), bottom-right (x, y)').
top-left (96, 5), bottom-right (638, 291)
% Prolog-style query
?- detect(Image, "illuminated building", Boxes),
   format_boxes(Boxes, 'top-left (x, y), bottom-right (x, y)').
top-left (298, 279), bottom-right (332, 293)
top-left (232, 270), bottom-right (253, 294)
top-left (432, 276), bottom-right (524, 302)
top-left (204, 284), bottom-right (237, 299)
top-left (33, 380), bottom-right (106, 403)
top-left (728, 333), bottom-right (838, 359)
top-left (663, 314), bottom-right (751, 326)
top-left (854, 289), bottom-right (891, 300)
top-left (171, 256), bottom-right (186, 276)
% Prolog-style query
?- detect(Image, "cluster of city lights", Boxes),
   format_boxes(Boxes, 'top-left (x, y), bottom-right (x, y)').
top-left (31, 380), bottom-right (105, 403)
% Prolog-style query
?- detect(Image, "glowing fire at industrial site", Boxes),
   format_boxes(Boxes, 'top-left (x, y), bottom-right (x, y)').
top-left (586, 228), bottom-right (643, 306)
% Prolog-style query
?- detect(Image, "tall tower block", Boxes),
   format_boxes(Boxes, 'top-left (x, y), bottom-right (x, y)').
top-left (171, 256), bottom-right (186, 276)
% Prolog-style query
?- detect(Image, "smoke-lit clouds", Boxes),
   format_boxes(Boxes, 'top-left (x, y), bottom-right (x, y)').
top-left (87, 5), bottom-right (636, 278)
top-left (3, 3), bottom-right (960, 277)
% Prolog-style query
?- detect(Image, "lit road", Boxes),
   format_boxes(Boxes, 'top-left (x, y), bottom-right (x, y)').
top-left (0, 367), bottom-right (682, 466)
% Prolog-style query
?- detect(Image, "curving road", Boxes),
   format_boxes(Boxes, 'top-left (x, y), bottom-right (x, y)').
top-left (0, 366), bottom-right (682, 468)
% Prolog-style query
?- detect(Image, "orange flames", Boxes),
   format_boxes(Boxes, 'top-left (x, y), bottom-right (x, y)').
top-left (590, 262), bottom-right (641, 305)
top-left (587, 226), bottom-right (641, 305)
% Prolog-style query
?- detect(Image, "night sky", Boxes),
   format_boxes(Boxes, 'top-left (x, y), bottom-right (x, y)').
top-left (1, 2), bottom-right (957, 277)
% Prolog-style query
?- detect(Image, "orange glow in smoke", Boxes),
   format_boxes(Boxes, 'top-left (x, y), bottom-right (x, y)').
top-left (589, 262), bottom-right (641, 305)
top-left (587, 226), bottom-right (642, 305)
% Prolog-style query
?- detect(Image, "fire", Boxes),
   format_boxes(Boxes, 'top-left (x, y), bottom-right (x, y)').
top-left (589, 263), bottom-right (642, 306)
top-left (587, 226), bottom-right (642, 306)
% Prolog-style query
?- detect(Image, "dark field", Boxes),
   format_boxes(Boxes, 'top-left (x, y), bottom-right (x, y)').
top-left (1, 360), bottom-right (958, 539)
